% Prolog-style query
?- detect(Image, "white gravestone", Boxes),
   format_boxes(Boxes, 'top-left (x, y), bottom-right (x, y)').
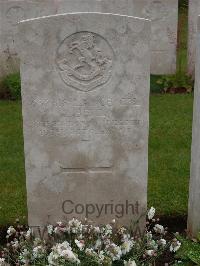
top-left (57, 0), bottom-right (179, 74)
top-left (187, 0), bottom-right (200, 77)
top-left (100, 0), bottom-right (131, 15)
top-left (0, 0), bottom-right (110, 78)
top-left (129, 0), bottom-right (178, 75)
top-left (0, 0), bottom-right (56, 77)
top-left (188, 16), bottom-right (200, 238)
top-left (0, 0), bottom-right (177, 77)
top-left (19, 13), bottom-right (150, 229)
top-left (55, 0), bottom-right (101, 13)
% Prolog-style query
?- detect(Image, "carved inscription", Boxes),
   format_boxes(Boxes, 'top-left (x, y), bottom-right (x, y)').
top-left (56, 32), bottom-right (113, 92)
top-left (60, 166), bottom-right (113, 174)
top-left (31, 95), bottom-right (143, 147)
top-left (34, 118), bottom-right (141, 139)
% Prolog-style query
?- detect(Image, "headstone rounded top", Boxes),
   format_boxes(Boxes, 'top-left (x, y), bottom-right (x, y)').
top-left (6, 5), bottom-right (25, 25)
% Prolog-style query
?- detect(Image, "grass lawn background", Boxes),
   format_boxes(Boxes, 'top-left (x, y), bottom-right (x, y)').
top-left (0, 2), bottom-right (193, 225)
top-left (0, 94), bottom-right (193, 225)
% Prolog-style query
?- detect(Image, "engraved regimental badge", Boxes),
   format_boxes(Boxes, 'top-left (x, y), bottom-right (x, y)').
top-left (56, 32), bottom-right (113, 92)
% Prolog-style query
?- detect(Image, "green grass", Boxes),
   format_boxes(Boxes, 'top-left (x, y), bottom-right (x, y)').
top-left (148, 94), bottom-right (193, 216)
top-left (0, 94), bottom-right (194, 225)
top-left (0, 101), bottom-right (27, 225)
top-left (177, 7), bottom-right (188, 75)
top-left (0, 4), bottom-right (193, 225)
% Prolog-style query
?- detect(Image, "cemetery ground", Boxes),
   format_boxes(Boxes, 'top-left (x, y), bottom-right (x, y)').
top-left (0, 94), bottom-right (193, 226)
top-left (0, 6), bottom-right (191, 227)
top-left (1, 3), bottom-right (198, 265)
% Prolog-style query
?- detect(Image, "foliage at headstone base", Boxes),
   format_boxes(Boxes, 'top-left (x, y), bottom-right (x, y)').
top-left (178, 0), bottom-right (189, 9)
top-left (0, 73), bottom-right (21, 100)
top-left (173, 233), bottom-right (200, 265)
top-left (0, 208), bottom-right (182, 266)
top-left (179, 0), bottom-right (188, 10)
top-left (156, 73), bottom-right (194, 94)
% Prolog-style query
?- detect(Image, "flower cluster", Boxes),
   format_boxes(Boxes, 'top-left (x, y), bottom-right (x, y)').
top-left (0, 208), bottom-right (181, 265)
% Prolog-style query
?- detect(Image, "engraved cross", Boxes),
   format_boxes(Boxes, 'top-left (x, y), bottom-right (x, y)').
top-left (60, 166), bottom-right (113, 174)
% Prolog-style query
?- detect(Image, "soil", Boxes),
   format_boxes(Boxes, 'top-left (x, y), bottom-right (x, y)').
top-left (0, 89), bottom-right (11, 100)
top-left (159, 214), bottom-right (187, 233)
top-left (0, 225), bottom-right (8, 245)
top-left (155, 215), bottom-right (187, 265)
top-left (164, 87), bottom-right (190, 94)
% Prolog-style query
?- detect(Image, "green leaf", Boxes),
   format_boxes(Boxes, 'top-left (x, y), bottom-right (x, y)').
top-left (188, 251), bottom-right (200, 264)
top-left (197, 232), bottom-right (200, 243)
top-left (175, 235), bottom-right (200, 264)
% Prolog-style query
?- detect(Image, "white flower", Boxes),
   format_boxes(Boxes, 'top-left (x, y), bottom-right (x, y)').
top-left (68, 218), bottom-right (82, 234)
top-left (11, 240), bottom-right (19, 249)
top-left (61, 249), bottom-right (79, 262)
top-left (146, 249), bottom-right (155, 256)
top-left (85, 248), bottom-right (95, 256)
top-left (118, 227), bottom-right (127, 235)
top-left (93, 226), bottom-right (100, 234)
top-left (33, 245), bottom-right (45, 259)
top-left (56, 241), bottom-right (71, 254)
top-left (147, 240), bottom-right (158, 251)
top-left (25, 228), bottom-right (32, 239)
top-left (47, 225), bottom-right (54, 235)
top-left (154, 224), bottom-right (164, 234)
top-left (98, 250), bottom-right (105, 262)
top-left (121, 233), bottom-right (131, 242)
top-left (7, 226), bottom-right (16, 237)
top-left (85, 248), bottom-right (100, 261)
top-left (94, 238), bottom-right (102, 250)
top-left (57, 221), bottom-right (63, 227)
top-left (101, 224), bottom-right (112, 237)
top-left (124, 259), bottom-right (137, 266)
top-left (85, 248), bottom-right (105, 263)
top-left (48, 251), bottom-right (59, 265)
top-left (170, 240), bottom-right (181, 252)
top-left (19, 249), bottom-right (30, 264)
top-left (75, 239), bottom-right (85, 250)
top-left (121, 240), bottom-right (134, 255)
top-left (48, 241), bottom-right (80, 265)
top-left (0, 258), bottom-right (5, 266)
top-left (106, 243), bottom-right (122, 261)
top-left (146, 231), bottom-right (153, 240)
top-left (54, 227), bottom-right (59, 234)
top-left (34, 238), bottom-right (42, 246)
top-left (148, 207), bottom-right (155, 220)
top-left (159, 239), bottom-right (167, 247)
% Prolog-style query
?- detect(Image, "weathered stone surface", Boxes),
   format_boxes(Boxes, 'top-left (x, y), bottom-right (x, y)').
top-left (43, 0), bottom-right (179, 75)
top-left (19, 13), bottom-right (150, 228)
top-left (188, 15), bottom-right (200, 238)
top-left (0, 0), bottom-right (56, 77)
top-left (0, 0), bottom-right (101, 78)
top-left (0, 0), bottom-right (178, 77)
top-left (55, 0), bottom-right (101, 13)
top-left (187, 0), bottom-right (200, 77)
top-left (129, 0), bottom-right (178, 74)
top-left (101, 0), bottom-right (131, 15)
